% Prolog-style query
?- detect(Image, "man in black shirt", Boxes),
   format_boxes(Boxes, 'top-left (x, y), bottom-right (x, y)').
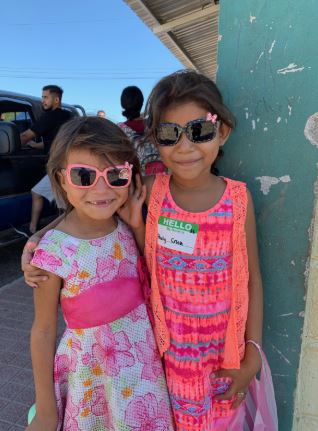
top-left (20, 85), bottom-right (71, 153)
top-left (19, 85), bottom-right (72, 235)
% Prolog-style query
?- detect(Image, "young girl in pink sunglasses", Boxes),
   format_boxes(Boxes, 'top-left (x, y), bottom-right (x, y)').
top-left (25, 116), bottom-right (174, 431)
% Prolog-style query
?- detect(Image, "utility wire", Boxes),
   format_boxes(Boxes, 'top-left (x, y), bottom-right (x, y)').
top-left (0, 74), bottom-right (161, 80)
top-left (0, 66), bottom-right (171, 71)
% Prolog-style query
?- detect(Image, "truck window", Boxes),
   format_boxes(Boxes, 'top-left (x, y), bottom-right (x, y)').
top-left (1, 111), bottom-right (32, 133)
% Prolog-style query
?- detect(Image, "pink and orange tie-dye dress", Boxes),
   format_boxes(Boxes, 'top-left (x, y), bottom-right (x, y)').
top-left (150, 175), bottom-right (246, 431)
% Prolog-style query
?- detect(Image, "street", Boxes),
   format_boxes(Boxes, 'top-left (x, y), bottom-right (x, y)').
top-left (0, 241), bottom-right (65, 428)
top-left (0, 241), bottom-right (25, 288)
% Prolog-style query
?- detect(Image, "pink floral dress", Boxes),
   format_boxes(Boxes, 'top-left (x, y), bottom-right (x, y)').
top-left (31, 219), bottom-right (174, 431)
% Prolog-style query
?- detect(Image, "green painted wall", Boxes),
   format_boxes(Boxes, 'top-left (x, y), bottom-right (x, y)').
top-left (216, 1), bottom-right (318, 429)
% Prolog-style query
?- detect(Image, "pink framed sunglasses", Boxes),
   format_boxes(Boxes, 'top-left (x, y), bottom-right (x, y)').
top-left (62, 162), bottom-right (133, 189)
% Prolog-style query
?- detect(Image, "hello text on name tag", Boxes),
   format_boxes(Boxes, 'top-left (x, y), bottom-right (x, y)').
top-left (157, 216), bottom-right (199, 254)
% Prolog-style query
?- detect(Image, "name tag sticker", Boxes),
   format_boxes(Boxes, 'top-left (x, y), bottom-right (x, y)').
top-left (157, 216), bottom-right (199, 254)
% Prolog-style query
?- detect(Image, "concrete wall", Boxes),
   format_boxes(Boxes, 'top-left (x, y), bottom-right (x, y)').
top-left (216, 1), bottom-right (318, 430)
top-left (293, 195), bottom-right (318, 429)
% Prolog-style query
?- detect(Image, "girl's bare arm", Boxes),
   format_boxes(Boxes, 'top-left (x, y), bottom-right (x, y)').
top-left (215, 190), bottom-right (263, 407)
top-left (28, 272), bottom-right (61, 430)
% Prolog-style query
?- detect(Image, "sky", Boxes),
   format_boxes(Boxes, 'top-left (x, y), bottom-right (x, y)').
top-left (1, 0), bottom-right (183, 122)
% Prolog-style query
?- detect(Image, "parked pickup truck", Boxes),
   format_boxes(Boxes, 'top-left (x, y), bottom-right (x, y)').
top-left (0, 90), bottom-right (85, 246)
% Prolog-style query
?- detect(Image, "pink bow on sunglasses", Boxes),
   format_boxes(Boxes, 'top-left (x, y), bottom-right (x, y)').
top-left (63, 162), bottom-right (133, 189)
top-left (206, 112), bottom-right (218, 123)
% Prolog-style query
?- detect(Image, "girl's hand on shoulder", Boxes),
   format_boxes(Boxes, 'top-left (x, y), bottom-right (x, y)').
top-left (117, 174), bottom-right (147, 229)
top-left (21, 236), bottom-right (48, 288)
top-left (25, 414), bottom-right (58, 431)
top-left (21, 235), bottom-right (40, 270)
top-left (213, 343), bottom-right (262, 409)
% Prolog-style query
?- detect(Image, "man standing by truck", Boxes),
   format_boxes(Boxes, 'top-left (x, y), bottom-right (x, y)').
top-left (20, 85), bottom-right (72, 235)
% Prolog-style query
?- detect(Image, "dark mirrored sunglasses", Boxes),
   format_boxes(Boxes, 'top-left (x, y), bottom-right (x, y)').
top-left (155, 118), bottom-right (219, 146)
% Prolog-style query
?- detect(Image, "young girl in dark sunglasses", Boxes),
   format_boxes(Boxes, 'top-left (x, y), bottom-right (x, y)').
top-left (138, 70), bottom-right (275, 430)
top-left (25, 116), bottom-right (174, 431)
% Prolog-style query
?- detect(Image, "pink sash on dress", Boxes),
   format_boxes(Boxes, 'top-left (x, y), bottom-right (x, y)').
top-left (61, 277), bottom-right (145, 329)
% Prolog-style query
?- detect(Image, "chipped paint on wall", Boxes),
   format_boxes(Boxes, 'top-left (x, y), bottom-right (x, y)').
top-left (271, 343), bottom-right (292, 365)
top-left (256, 51), bottom-right (264, 64)
top-left (255, 175), bottom-right (291, 195)
top-left (277, 63), bottom-right (305, 75)
top-left (249, 13), bottom-right (256, 23)
top-left (268, 40), bottom-right (276, 55)
top-left (304, 113), bottom-right (318, 149)
top-left (217, 3), bottom-right (318, 429)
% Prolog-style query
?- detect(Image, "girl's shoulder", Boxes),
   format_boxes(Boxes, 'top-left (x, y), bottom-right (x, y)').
top-left (223, 176), bottom-right (246, 188)
top-left (32, 229), bottom-right (82, 279)
top-left (222, 178), bottom-right (251, 222)
top-left (144, 172), bottom-right (170, 205)
top-left (223, 176), bottom-right (247, 199)
top-left (117, 218), bottom-right (135, 239)
top-left (38, 228), bottom-right (81, 250)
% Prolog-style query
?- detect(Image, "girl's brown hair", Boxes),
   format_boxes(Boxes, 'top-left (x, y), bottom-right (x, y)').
top-left (144, 69), bottom-right (236, 144)
top-left (47, 116), bottom-right (141, 213)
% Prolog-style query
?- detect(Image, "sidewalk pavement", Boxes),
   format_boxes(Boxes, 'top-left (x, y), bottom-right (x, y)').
top-left (0, 277), bottom-right (64, 430)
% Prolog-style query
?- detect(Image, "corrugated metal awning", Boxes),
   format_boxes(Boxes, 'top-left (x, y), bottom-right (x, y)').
top-left (123, 0), bottom-right (219, 79)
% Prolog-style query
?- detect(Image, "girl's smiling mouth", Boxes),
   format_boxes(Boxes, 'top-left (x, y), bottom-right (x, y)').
top-left (87, 199), bottom-right (115, 206)
top-left (175, 158), bottom-right (201, 166)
